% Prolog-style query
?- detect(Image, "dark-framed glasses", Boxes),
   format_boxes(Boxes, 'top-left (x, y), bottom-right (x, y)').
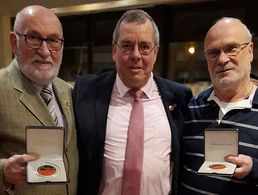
top-left (205, 42), bottom-right (250, 59)
top-left (15, 32), bottom-right (64, 52)
top-left (114, 42), bottom-right (157, 55)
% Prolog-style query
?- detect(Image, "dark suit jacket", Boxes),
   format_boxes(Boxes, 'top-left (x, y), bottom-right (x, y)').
top-left (0, 59), bottom-right (78, 195)
top-left (73, 71), bottom-right (192, 195)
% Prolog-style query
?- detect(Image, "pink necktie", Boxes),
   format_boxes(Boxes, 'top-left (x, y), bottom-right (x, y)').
top-left (122, 89), bottom-right (144, 195)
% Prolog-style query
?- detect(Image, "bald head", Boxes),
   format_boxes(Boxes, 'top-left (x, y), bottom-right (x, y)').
top-left (204, 17), bottom-right (252, 49)
top-left (14, 5), bottom-right (62, 36)
top-left (204, 17), bottom-right (254, 100)
top-left (10, 5), bottom-right (64, 86)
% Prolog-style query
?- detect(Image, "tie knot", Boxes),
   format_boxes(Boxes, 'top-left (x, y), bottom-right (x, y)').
top-left (129, 89), bottom-right (143, 99)
top-left (40, 87), bottom-right (53, 104)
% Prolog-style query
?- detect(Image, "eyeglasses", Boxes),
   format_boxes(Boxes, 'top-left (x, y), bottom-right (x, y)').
top-left (15, 32), bottom-right (64, 52)
top-left (114, 42), bottom-right (156, 55)
top-left (205, 42), bottom-right (250, 59)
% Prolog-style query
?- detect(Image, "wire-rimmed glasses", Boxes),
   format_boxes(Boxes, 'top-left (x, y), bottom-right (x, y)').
top-left (205, 42), bottom-right (250, 59)
top-left (114, 42), bottom-right (157, 55)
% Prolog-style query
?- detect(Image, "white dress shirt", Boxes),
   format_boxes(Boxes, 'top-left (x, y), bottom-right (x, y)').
top-left (100, 73), bottom-right (172, 195)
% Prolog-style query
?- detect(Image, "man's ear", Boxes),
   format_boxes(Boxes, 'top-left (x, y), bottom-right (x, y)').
top-left (248, 42), bottom-right (254, 62)
top-left (10, 32), bottom-right (17, 54)
top-left (112, 43), bottom-right (117, 61)
top-left (154, 45), bottom-right (159, 55)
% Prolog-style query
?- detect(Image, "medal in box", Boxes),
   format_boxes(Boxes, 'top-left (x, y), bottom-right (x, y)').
top-left (26, 125), bottom-right (67, 183)
top-left (198, 128), bottom-right (238, 175)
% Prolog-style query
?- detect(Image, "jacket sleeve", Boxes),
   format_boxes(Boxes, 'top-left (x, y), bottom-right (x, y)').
top-left (0, 159), bottom-right (15, 195)
top-left (246, 157), bottom-right (258, 184)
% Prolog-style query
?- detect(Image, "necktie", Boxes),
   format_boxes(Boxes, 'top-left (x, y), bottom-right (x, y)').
top-left (40, 87), bottom-right (58, 125)
top-left (122, 89), bottom-right (144, 195)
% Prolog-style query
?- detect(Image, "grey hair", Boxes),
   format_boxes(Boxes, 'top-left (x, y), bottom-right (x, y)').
top-left (215, 17), bottom-right (252, 41)
top-left (112, 9), bottom-right (160, 45)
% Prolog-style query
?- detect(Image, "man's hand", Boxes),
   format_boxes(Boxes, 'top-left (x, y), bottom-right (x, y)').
top-left (225, 154), bottom-right (253, 179)
top-left (3, 153), bottom-right (39, 186)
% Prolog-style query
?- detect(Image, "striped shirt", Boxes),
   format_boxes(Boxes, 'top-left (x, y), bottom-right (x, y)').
top-left (180, 87), bottom-right (258, 195)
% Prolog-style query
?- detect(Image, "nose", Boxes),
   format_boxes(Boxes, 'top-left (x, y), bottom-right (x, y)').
top-left (217, 50), bottom-right (230, 66)
top-left (36, 40), bottom-right (51, 57)
top-left (130, 44), bottom-right (141, 62)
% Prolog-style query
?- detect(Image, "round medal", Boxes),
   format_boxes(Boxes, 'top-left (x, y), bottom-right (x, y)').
top-left (209, 164), bottom-right (226, 170)
top-left (37, 164), bottom-right (57, 176)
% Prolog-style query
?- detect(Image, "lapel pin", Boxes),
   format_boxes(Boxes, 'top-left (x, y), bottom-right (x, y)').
top-left (169, 104), bottom-right (177, 111)
top-left (65, 101), bottom-right (70, 108)
top-left (169, 105), bottom-right (174, 111)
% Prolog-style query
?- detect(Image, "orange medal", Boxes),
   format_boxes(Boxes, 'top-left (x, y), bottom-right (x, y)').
top-left (37, 165), bottom-right (57, 176)
top-left (209, 164), bottom-right (226, 170)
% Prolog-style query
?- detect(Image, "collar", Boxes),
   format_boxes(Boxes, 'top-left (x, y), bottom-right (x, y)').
top-left (207, 87), bottom-right (257, 109)
top-left (31, 82), bottom-right (53, 95)
top-left (115, 73), bottom-right (154, 99)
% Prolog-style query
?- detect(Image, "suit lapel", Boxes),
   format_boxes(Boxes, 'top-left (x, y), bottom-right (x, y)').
top-left (52, 79), bottom-right (73, 147)
top-left (19, 92), bottom-right (54, 125)
top-left (8, 60), bottom-right (53, 125)
top-left (95, 72), bottom-right (116, 147)
top-left (154, 76), bottom-right (179, 134)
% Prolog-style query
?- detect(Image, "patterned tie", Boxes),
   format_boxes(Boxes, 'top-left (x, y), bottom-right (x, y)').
top-left (122, 89), bottom-right (144, 195)
top-left (40, 87), bottom-right (58, 125)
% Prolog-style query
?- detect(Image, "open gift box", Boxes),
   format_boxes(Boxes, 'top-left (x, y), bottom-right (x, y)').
top-left (26, 125), bottom-right (67, 183)
top-left (197, 128), bottom-right (238, 175)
